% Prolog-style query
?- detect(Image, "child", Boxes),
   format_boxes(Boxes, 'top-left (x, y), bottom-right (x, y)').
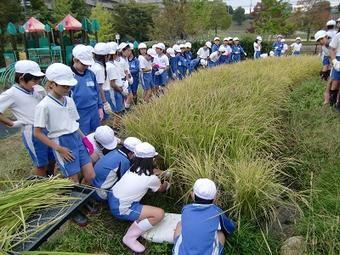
top-left (176, 44), bottom-right (189, 80)
top-left (281, 39), bottom-right (289, 56)
top-left (326, 19), bottom-right (337, 40)
top-left (253, 36), bottom-right (262, 59)
top-left (185, 42), bottom-right (193, 74)
top-left (208, 46), bottom-right (224, 68)
top-left (329, 30), bottom-right (340, 110)
top-left (90, 42), bottom-right (111, 120)
top-left (231, 37), bottom-right (247, 63)
top-left (173, 178), bottom-right (235, 255)
top-left (128, 45), bottom-right (140, 104)
top-left (86, 125), bottom-right (119, 164)
top-left (290, 37), bottom-right (302, 56)
top-left (196, 42), bottom-right (211, 68)
top-left (166, 47), bottom-right (178, 80)
top-left (211, 37), bottom-right (220, 53)
top-left (92, 137), bottom-right (141, 201)
top-left (71, 44), bottom-right (103, 135)
top-left (0, 60), bottom-right (55, 176)
top-left (272, 35), bottom-right (284, 57)
top-left (34, 63), bottom-right (95, 184)
top-left (108, 142), bottom-right (169, 253)
top-left (138, 43), bottom-right (153, 102)
top-left (154, 43), bottom-right (169, 94)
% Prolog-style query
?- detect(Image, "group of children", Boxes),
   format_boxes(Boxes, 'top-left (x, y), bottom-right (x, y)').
top-left (314, 18), bottom-right (340, 111)
top-left (0, 41), bottom-right (235, 253)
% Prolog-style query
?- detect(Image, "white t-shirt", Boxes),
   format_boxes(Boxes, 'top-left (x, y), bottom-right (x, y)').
top-left (111, 170), bottom-right (161, 215)
top-left (281, 44), bottom-right (288, 54)
top-left (86, 132), bottom-right (103, 158)
top-left (138, 55), bottom-right (152, 72)
top-left (90, 62), bottom-right (105, 85)
top-left (209, 51), bottom-right (220, 62)
top-left (327, 30), bottom-right (337, 40)
top-left (115, 56), bottom-right (130, 79)
top-left (330, 33), bottom-right (340, 57)
top-left (0, 84), bottom-right (46, 125)
top-left (197, 47), bottom-right (210, 59)
top-left (253, 42), bottom-right (261, 52)
top-left (154, 54), bottom-right (169, 69)
top-left (105, 61), bottom-right (121, 90)
top-left (321, 45), bottom-right (329, 59)
top-left (34, 95), bottom-right (79, 138)
top-left (290, 42), bottom-right (302, 53)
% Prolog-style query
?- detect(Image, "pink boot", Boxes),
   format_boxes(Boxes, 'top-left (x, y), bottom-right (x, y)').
top-left (123, 222), bottom-right (146, 253)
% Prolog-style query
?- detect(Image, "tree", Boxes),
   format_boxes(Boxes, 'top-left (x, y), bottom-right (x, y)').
top-left (252, 0), bottom-right (292, 35)
top-left (90, 3), bottom-right (114, 41)
top-left (25, 0), bottom-right (51, 23)
top-left (206, 0), bottom-right (231, 35)
top-left (0, 0), bottom-right (24, 29)
top-left (53, 0), bottom-right (71, 22)
top-left (227, 5), bottom-right (234, 15)
top-left (233, 7), bottom-right (246, 25)
top-left (70, 0), bottom-right (90, 21)
top-left (291, 0), bottom-right (330, 41)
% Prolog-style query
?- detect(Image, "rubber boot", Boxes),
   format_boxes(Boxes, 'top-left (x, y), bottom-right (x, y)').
top-left (329, 90), bottom-right (338, 106)
top-left (122, 221), bottom-right (145, 253)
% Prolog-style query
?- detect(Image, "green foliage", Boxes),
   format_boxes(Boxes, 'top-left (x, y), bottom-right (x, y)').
top-left (70, 0), bottom-right (90, 21)
top-left (90, 3), bottom-right (113, 42)
top-left (53, 0), bottom-right (71, 23)
top-left (206, 0), bottom-right (232, 35)
top-left (0, 0), bottom-right (24, 29)
top-left (25, 0), bottom-right (51, 23)
top-left (233, 7), bottom-right (246, 26)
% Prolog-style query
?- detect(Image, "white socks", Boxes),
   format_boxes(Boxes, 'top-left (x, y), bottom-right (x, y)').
top-left (137, 219), bottom-right (153, 232)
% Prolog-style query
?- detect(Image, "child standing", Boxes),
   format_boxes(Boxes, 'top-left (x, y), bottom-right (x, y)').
top-left (0, 60), bottom-right (55, 176)
top-left (138, 43), bottom-right (153, 102)
top-left (329, 30), bottom-right (340, 110)
top-left (211, 37), bottom-right (221, 53)
top-left (108, 142), bottom-right (169, 253)
top-left (34, 63), bottom-right (95, 184)
top-left (173, 178), bottom-right (235, 255)
top-left (154, 43), bottom-right (169, 94)
top-left (176, 44), bottom-right (189, 80)
top-left (272, 35), bottom-right (284, 57)
top-left (253, 36), bottom-right (262, 59)
top-left (128, 46), bottom-right (140, 104)
top-left (166, 47), bottom-right (178, 80)
top-left (71, 44), bottom-right (103, 135)
top-left (290, 37), bottom-right (302, 56)
top-left (232, 37), bottom-right (247, 63)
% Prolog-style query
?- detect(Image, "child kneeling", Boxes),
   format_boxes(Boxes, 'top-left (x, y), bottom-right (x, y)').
top-left (173, 178), bottom-right (235, 255)
top-left (108, 142), bottom-right (169, 253)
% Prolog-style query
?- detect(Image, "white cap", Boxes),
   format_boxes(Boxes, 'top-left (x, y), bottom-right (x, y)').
top-left (72, 44), bottom-right (94, 66)
top-left (94, 125), bottom-right (118, 150)
top-left (107, 42), bottom-right (118, 54)
top-left (314, 30), bottom-right (327, 41)
top-left (218, 45), bottom-right (225, 52)
top-left (147, 48), bottom-right (157, 58)
top-left (228, 37), bottom-right (233, 40)
top-left (193, 178), bottom-right (217, 200)
top-left (15, 60), bottom-right (44, 77)
top-left (281, 38), bottom-right (286, 42)
top-left (93, 42), bottom-right (110, 55)
top-left (45, 63), bottom-right (77, 86)
top-left (326, 20), bottom-right (336, 26)
top-left (185, 42), bottom-right (191, 48)
top-left (166, 48), bottom-right (175, 57)
top-left (87, 45), bottom-right (94, 53)
top-left (223, 37), bottom-right (228, 41)
top-left (269, 51), bottom-right (275, 56)
top-left (173, 44), bottom-right (181, 53)
top-left (256, 36), bottom-right (262, 41)
top-left (296, 37), bottom-right (301, 40)
top-left (214, 37), bottom-right (220, 41)
top-left (337, 17), bottom-right (340, 22)
top-left (179, 44), bottom-right (186, 49)
top-left (156, 42), bottom-right (165, 50)
top-left (205, 41), bottom-right (212, 48)
top-left (128, 43), bottom-right (134, 49)
top-left (123, 137), bottom-right (142, 152)
top-left (118, 42), bottom-right (129, 51)
top-left (277, 34), bottom-right (283, 38)
top-left (233, 37), bottom-right (239, 41)
top-left (138, 42), bottom-right (147, 49)
top-left (134, 142), bottom-right (158, 158)
top-left (152, 44), bottom-right (157, 49)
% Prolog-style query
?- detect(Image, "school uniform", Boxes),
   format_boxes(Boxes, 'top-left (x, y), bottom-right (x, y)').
top-left (290, 42), bottom-right (302, 56)
top-left (211, 44), bottom-right (219, 53)
top-left (92, 149), bottom-right (131, 201)
top-left (169, 56), bottom-right (178, 79)
top-left (330, 33), bottom-right (340, 81)
top-left (173, 204), bottom-right (235, 255)
top-left (231, 45), bottom-right (245, 63)
top-left (219, 45), bottom-right (232, 64)
top-left (253, 42), bottom-right (262, 59)
top-left (138, 55), bottom-right (153, 91)
top-left (128, 56), bottom-right (140, 94)
top-left (185, 51), bottom-right (193, 74)
top-left (176, 53), bottom-right (189, 80)
top-left (321, 45), bottom-right (330, 66)
top-left (107, 61), bottom-right (124, 113)
top-left (102, 61), bottom-right (116, 113)
top-left (281, 43), bottom-right (288, 55)
top-left (86, 132), bottom-right (103, 158)
top-left (327, 29), bottom-right (337, 41)
top-left (108, 170), bottom-right (161, 221)
top-left (208, 51), bottom-right (220, 68)
top-left (197, 47), bottom-right (210, 61)
top-left (90, 62), bottom-right (108, 118)
top-left (71, 67), bottom-right (103, 135)
top-left (34, 94), bottom-right (90, 177)
top-left (272, 41), bottom-right (284, 57)
top-left (0, 84), bottom-right (54, 167)
top-left (115, 56), bottom-right (130, 91)
top-left (154, 53), bottom-right (169, 86)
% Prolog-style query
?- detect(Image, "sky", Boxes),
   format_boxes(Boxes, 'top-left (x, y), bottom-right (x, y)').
top-left (226, 0), bottom-right (339, 13)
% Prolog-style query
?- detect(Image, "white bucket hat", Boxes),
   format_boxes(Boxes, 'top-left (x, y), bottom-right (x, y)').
top-left (46, 63), bottom-right (77, 86)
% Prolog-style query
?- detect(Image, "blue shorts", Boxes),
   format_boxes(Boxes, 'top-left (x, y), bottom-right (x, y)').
top-left (141, 72), bottom-right (153, 90)
top-left (108, 192), bottom-right (143, 221)
top-left (154, 72), bottom-right (168, 87)
top-left (172, 235), bottom-right (224, 255)
top-left (208, 61), bottom-right (218, 68)
top-left (293, 51), bottom-right (300, 56)
top-left (232, 54), bottom-right (241, 63)
top-left (130, 74), bottom-right (139, 94)
top-left (78, 105), bottom-right (100, 135)
top-left (21, 126), bottom-right (54, 167)
top-left (254, 51), bottom-right (261, 59)
top-left (331, 57), bottom-right (340, 81)
top-left (104, 90), bottom-right (115, 120)
top-left (114, 90), bottom-right (124, 113)
top-left (52, 131), bottom-right (91, 177)
top-left (323, 56), bottom-right (330, 66)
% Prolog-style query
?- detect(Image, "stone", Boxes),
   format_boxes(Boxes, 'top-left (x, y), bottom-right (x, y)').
top-left (280, 236), bottom-right (306, 255)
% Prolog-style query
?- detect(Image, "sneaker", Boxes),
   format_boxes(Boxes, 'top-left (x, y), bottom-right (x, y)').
top-left (72, 211), bottom-right (88, 227)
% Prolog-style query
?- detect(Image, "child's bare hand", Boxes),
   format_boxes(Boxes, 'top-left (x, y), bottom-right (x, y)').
top-left (57, 146), bottom-right (75, 162)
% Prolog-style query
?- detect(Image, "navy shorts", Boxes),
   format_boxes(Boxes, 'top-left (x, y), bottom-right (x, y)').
top-left (323, 56), bottom-right (330, 66)
top-left (141, 72), bottom-right (153, 90)
top-left (154, 72), bottom-right (168, 87)
top-left (108, 192), bottom-right (143, 222)
top-left (331, 57), bottom-right (340, 81)
top-left (78, 105), bottom-right (100, 135)
top-left (114, 90), bottom-right (124, 113)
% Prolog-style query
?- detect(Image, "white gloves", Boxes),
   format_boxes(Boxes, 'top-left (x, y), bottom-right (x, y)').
top-left (244, 52), bottom-right (247, 56)
top-left (332, 59), bottom-right (340, 72)
top-left (128, 76), bottom-right (134, 85)
top-left (11, 120), bottom-right (25, 128)
top-left (155, 69), bottom-right (164, 76)
top-left (103, 102), bottom-right (112, 113)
